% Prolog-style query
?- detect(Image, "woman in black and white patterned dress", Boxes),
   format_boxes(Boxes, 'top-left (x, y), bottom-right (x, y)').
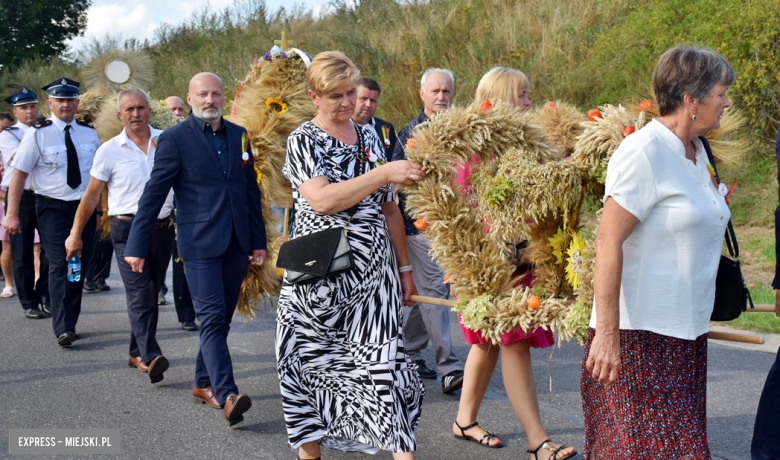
top-left (277, 51), bottom-right (426, 460)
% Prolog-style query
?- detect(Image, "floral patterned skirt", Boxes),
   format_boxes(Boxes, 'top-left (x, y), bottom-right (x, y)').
top-left (580, 328), bottom-right (710, 459)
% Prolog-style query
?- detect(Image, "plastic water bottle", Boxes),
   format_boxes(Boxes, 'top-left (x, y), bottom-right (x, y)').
top-left (67, 254), bottom-right (81, 282)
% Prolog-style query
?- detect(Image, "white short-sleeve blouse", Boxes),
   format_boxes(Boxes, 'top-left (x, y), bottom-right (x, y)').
top-left (589, 119), bottom-right (731, 341)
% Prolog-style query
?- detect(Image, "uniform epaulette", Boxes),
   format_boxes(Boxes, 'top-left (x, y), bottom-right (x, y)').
top-left (76, 119), bottom-right (95, 129)
top-left (3, 126), bottom-right (18, 131)
top-left (33, 120), bottom-right (52, 129)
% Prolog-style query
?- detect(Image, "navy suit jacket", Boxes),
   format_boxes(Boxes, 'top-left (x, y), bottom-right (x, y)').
top-left (124, 114), bottom-right (266, 260)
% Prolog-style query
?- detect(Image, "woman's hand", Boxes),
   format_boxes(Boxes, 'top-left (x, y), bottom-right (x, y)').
top-left (382, 160), bottom-right (426, 185)
top-left (400, 271), bottom-right (417, 307)
top-left (585, 329), bottom-right (622, 384)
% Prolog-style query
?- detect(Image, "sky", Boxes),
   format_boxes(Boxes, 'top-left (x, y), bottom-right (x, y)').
top-left (66, 0), bottom-right (323, 52)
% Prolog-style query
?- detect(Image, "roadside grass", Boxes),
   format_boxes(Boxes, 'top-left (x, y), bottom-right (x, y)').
top-left (713, 285), bottom-right (780, 334)
top-left (712, 284), bottom-right (780, 334)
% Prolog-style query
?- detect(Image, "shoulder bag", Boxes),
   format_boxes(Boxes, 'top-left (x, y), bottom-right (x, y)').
top-left (276, 123), bottom-right (371, 285)
top-left (700, 136), bottom-right (754, 321)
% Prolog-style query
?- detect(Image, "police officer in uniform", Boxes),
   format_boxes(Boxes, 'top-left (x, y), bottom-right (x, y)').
top-left (0, 88), bottom-right (51, 319)
top-left (3, 78), bottom-right (100, 347)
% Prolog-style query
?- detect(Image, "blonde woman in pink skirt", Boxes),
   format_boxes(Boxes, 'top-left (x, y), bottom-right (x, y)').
top-left (450, 67), bottom-right (576, 460)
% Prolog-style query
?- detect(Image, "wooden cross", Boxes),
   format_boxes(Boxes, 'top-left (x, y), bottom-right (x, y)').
top-left (274, 31), bottom-right (294, 52)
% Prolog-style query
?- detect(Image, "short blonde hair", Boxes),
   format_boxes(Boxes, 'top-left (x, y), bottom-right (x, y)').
top-left (473, 66), bottom-right (529, 106)
top-left (307, 51), bottom-right (360, 96)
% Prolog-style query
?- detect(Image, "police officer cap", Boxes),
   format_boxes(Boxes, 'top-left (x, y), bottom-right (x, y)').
top-left (41, 77), bottom-right (80, 99)
top-left (4, 87), bottom-right (38, 106)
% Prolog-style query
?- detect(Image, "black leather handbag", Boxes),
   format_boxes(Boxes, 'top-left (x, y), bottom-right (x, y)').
top-left (277, 226), bottom-right (354, 284)
top-left (700, 136), bottom-right (754, 321)
top-left (275, 122), bottom-right (371, 285)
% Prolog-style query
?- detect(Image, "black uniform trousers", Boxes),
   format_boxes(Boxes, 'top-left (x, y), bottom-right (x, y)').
top-left (35, 195), bottom-right (96, 337)
top-left (171, 230), bottom-right (195, 323)
top-left (6, 191), bottom-right (49, 311)
top-left (85, 232), bottom-right (113, 282)
top-left (112, 217), bottom-right (173, 364)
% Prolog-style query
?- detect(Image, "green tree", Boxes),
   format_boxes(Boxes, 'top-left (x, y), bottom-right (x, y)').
top-left (0, 0), bottom-right (91, 71)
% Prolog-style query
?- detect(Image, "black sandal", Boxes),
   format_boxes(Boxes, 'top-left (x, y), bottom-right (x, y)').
top-left (528, 439), bottom-right (577, 460)
top-left (453, 420), bottom-right (505, 448)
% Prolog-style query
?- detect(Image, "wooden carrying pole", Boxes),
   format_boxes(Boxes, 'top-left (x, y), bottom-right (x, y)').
top-left (408, 295), bottom-right (766, 344)
top-left (746, 304), bottom-right (776, 313)
top-left (709, 331), bottom-right (764, 344)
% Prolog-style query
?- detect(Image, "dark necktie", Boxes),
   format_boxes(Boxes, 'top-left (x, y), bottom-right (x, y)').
top-left (64, 125), bottom-right (81, 189)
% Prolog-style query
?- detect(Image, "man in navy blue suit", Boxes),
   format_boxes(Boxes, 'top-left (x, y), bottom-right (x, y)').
top-left (123, 72), bottom-right (266, 426)
top-left (751, 127), bottom-right (780, 459)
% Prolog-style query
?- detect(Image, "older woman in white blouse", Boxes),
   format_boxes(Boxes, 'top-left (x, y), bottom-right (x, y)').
top-left (582, 46), bottom-right (735, 459)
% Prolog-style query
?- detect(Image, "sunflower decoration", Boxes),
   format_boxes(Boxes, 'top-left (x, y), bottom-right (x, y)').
top-left (564, 231), bottom-right (588, 291)
top-left (231, 42), bottom-right (317, 318)
top-left (265, 97), bottom-right (288, 114)
top-left (548, 227), bottom-right (566, 265)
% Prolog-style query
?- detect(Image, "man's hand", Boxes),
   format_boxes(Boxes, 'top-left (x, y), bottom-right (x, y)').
top-left (64, 234), bottom-right (83, 260)
top-left (3, 213), bottom-right (20, 235)
top-left (400, 271), bottom-right (418, 307)
top-left (775, 289), bottom-right (780, 317)
top-left (585, 329), bottom-right (622, 385)
top-left (125, 257), bottom-right (145, 273)
top-left (250, 249), bottom-right (266, 266)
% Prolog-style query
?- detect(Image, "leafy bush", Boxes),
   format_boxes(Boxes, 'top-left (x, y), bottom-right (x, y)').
top-left (585, 0), bottom-right (780, 138)
top-left (3, 0), bottom-right (780, 138)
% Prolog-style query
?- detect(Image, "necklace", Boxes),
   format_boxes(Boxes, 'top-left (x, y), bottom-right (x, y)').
top-left (314, 117), bottom-right (356, 145)
top-left (313, 118), bottom-right (384, 166)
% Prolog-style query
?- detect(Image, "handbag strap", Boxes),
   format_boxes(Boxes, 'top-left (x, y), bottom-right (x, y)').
top-left (301, 121), bottom-right (370, 220)
top-left (700, 136), bottom-right (754, 310)
top-left (699, 136), bottom-right (739, 259)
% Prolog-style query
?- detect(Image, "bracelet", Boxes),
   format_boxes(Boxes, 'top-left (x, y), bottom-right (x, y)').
top-left (398, 265), bottom-right (413, 273)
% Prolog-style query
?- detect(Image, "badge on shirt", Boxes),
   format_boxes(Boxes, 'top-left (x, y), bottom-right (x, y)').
top-left (240, 132), bottom-right (251, 167)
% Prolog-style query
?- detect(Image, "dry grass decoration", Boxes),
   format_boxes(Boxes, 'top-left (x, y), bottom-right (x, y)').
top-left (74, 48), bottom-right (162, 231)
top-left (80, 49), bottom-right (155, 92)
top-left (76, 49), bottom-right (155, 125)
top-left (401, 98), bottom-right (748, 345)
top-left (231, 48), bottom-right (316, 318)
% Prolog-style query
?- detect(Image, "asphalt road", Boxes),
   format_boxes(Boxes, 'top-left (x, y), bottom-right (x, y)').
top-left (0, 261), bottom-right (776, 460)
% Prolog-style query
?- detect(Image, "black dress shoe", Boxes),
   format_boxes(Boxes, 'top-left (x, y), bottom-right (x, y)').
top-left (95, 278), bottom-right (110, 291)
top-left (25, 308), bottom-right (44, 319)
top-left (158, 292), bottom-right (167, 305)
top-left (412, 359), bottom-right (437, 379)
top-left (182, 321), bottom-right (198, 331)
top-left (147, 355), bottom-right (169, 383)
top-left (83, 280), bottom-right (96, 292)
top-left (40, 304), bottom-right (52, 317)
top-left (57, 331), bottom-right (76, 347)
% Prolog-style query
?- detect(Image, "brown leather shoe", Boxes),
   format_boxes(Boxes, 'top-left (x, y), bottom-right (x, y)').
top-left (192, 386), bottom-right (221, 409)
top-left (128, 356), bottom-right (149, 372)
top-left (147, 355), bottom-right (169, 383)
top-left (223, 393), bottom-right (251, 426)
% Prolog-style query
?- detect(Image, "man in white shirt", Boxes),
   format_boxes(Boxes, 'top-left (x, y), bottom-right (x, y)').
top-left (0, 88), bottom-right (50, 320)
top-left (65, 88), bottom-right (174, 384)
top-left (3, 77), bottom-right (100, 348)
